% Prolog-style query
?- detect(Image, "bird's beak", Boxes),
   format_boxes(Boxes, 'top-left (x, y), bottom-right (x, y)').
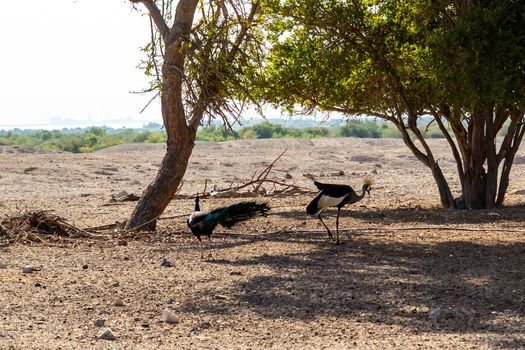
top-left (366, 188), bottom-right (371, 196)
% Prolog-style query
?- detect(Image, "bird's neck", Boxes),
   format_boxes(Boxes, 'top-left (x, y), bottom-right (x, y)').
top-left (194, 201), bottom-right (201, 212)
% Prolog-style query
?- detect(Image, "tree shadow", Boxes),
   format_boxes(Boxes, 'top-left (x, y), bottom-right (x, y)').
top-left (273, 204), bottom-right (525, 226)
top-left (178, 234), bottom-right (525, 347)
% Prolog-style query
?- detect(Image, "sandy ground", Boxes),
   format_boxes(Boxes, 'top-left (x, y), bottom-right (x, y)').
top-left (0, 138), bottom-right (524, 349)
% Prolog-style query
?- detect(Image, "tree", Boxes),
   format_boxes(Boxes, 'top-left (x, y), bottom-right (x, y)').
top-left (126, 0), bottom-right (263, 230)
top-left (258, 0), bottom-right (525, 209)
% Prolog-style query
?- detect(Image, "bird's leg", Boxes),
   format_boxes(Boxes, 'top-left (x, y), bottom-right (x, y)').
top-left (207, 235), bottom-right (213, 260)
top-left (199, 239), bottom-right (204, 261)
top-left (317, 211), bottom-right (333, 240)
top-left (335, 207), bottom-right (341, 245)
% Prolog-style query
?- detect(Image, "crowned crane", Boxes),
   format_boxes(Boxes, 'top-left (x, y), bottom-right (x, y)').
top-left (306, 179), bottom-right (373, 244)
top-left (187, 196), bottom-right (270, 259)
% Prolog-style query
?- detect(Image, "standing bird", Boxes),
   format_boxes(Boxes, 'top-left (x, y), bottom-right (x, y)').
top-left (306, 179), bottom-right (373, 244)
top-left (187, 196), bottom-right (270, 259)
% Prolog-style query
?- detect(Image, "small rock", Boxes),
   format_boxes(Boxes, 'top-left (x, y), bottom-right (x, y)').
top-left (285, 173), bottom-right (293, 179)
top-left (97, 328), bottom-right (116, 341)
top-left (429, 308), bottom-right (443, 321)
top-left (0, 262), bottom-right (7, 269)
top-left (161, 258), bottom-right (173, 268)
top-left (34, 282), bottom-right (42, 288)
top-left (371, 169), bottom-right (378, 174)
top-left (114, 299), bottom-right (125, 307)
top-left (80, 193), bottom-right (92, 197)
top-left (375, 163), bottom-right (382, 168)
top-left (302, 173), bottom-right (315, 180)
top-left (229, 271), bottom-right (242, 276)
top-left (116, 240), bottom-right (128, 246)
top-left (22, 266), bottom-right (35, 273)
top-left (162, 308), bottom-right (177, 323)
top-left (23, 167), bottom-right (38, 173)
top-left (82, 264), bottom-right (88, 270)
top-left (141, 321), bottom-right (150, 328)
top-left (95, 319), bottom-right (106, 327)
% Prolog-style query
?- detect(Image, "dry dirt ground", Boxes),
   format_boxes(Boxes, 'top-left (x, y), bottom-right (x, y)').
top-left (0, 138), bottom-right (524, 349)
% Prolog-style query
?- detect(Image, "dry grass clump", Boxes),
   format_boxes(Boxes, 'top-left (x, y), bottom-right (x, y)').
top-left (0, 210), bottom-right (89, 245)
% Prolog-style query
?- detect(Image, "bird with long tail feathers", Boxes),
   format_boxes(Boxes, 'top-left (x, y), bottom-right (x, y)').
top-left (187, 196), bottom-right (270, 259)
top-left (306, 178), bottom-right (373, 244)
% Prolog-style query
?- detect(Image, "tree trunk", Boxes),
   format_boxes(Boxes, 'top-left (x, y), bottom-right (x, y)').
top-left (125, 0), bottom-right (199, 231)
top-left (430, 162), bottom-right (455, 208)
top-left (125, 129), bottom-right (195, 231)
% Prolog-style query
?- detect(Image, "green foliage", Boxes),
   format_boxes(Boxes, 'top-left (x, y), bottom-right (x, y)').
top-left (337, 121), bottom-right (383, 138)
top-left (0, 120), bottom-right (444, 152)
top-left (0, 127), bottom-right (167, 153)
top-left (256, 0), bottom-right (525, 133)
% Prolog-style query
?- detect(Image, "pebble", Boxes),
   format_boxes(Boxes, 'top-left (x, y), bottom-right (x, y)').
top-left (97, 328), bottom-right (116, 341)
top-left (95, 319), bottom-right (106, 327)
top-left (116, 240), bottom-right (128, 246)
top-left (161, 258), bottom-right (173, 268)
top-left (22, 266), bottom-right (35, 273)
top-left (114, 299), bottom-right (125, 307)
top-left (429, 308), bottom-right (443, 321)
top-left (162, 308), bottom-right (177, 323)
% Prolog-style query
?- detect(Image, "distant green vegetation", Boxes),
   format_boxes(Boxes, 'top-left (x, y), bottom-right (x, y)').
top-left (1, 119), bottom-right (476, 153)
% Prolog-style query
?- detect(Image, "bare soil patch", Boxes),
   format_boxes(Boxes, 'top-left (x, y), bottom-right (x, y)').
top-left (1, 138), bottom-right (524, 349)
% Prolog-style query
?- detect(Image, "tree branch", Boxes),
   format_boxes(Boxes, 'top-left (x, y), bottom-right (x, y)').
top-left (130, 0), bottom-right (170, 42)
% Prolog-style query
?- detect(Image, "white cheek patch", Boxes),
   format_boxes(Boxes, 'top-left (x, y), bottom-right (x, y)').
top-left (318, 195), bottom-right (345, 209)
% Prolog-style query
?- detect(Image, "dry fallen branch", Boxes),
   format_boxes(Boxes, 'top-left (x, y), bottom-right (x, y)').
top-left (0, 210), bottom-right (106, 245)
top-left (196, 149), bottom-right (317, 198)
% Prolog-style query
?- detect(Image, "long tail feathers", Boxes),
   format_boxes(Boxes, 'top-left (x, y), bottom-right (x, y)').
top-left (204, 201), bottom-right (270, 228)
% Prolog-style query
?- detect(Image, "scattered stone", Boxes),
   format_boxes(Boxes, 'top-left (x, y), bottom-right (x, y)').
top-left (161, 258), bottom-right (173, 268)
top-left (162, 308), bottom-right (178, 323)
top-left (375, 163), bottom-right (382, 168)
top-left (116, 240), bottom-right (128, 246)
top-left (97, 328), bottom-right (116, 341)
top-left (82, 264), bottom-right (88, 270)
top-left (330, 170), bottom-right (345, 176)
top-left (22, 265), bottom-right (37, 273)
top-left (429, 308), bottom-right (444, 321)
top-left (114, 299), bottom-right (125, 307)
top-left (34, 282), bottom-right (42, 288)
top-left (110, 191), bottom-right (140, 203)
top-left (229, 271), bottom-right (242, 276)
top-left (303, 173), bottom-right (315, 180)
top-left (95, 319), bottom-right (106, 327)
top-left (371, 169), bottom-right (378, 174)
top-left (141, 321), bottom-right (150, 328)
top-left (285, 173), bottom-right (293, 179)
top-left (80, 193), bottom-right (92, 197)
top-left (0, 262), bottom-right (7, 269)
top-left (23, 167), bottom-right (38, 173)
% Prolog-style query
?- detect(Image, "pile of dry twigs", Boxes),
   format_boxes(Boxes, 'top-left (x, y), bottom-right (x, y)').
top-left (0, 210), bottom-right (96, 245)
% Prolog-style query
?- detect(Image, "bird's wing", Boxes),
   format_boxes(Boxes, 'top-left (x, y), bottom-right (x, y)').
top-left (317, 183), bottom-right (354, 197)
top-left (306, 192), bottom-right (323, 215)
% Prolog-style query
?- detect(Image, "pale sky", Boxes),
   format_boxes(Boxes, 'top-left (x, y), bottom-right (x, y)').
top-left (0, 0), bottom-right (163, 129)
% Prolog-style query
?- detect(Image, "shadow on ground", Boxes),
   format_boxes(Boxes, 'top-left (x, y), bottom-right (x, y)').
top-left (179, 233), bottom-right (525, 348)
top-left (273, 204), bottom-right (525, 226)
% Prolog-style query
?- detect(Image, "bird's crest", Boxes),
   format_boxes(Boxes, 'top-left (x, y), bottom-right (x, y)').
top-left (363, 178), bottom-right (375, 186)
